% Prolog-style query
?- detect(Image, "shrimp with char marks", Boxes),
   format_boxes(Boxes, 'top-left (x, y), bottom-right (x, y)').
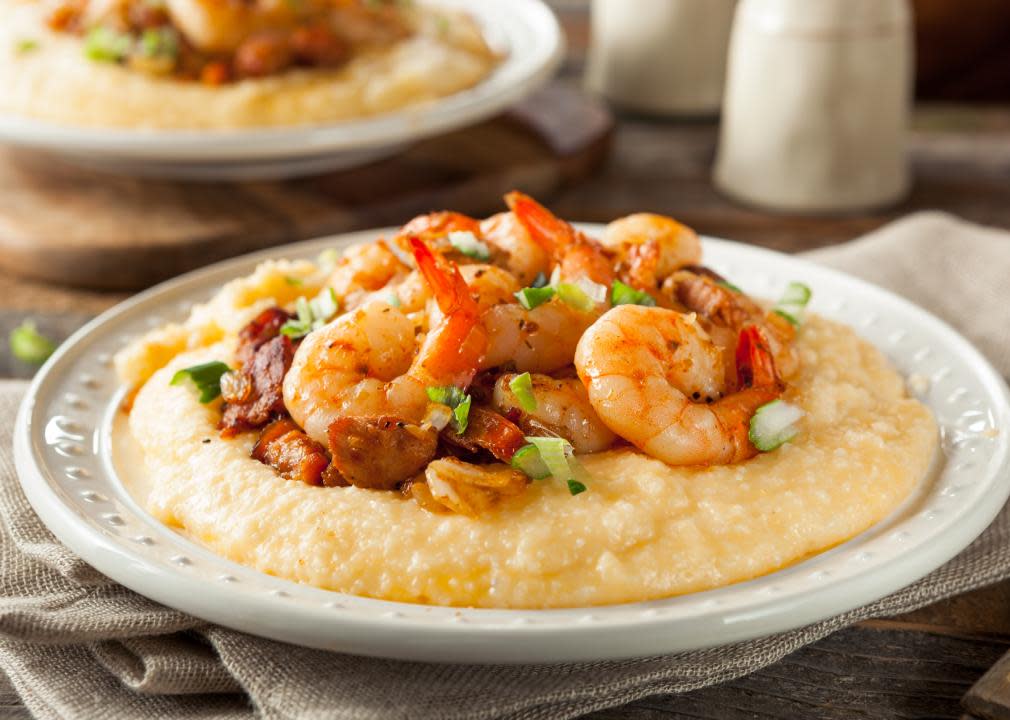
top-left (575, 305), bottom-right (782, 466)
top-left (282, 239), bottom-right (486, 488)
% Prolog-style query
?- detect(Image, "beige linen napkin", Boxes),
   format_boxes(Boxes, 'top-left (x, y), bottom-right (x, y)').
top-left (2, 211), bottom-right (1009, 720)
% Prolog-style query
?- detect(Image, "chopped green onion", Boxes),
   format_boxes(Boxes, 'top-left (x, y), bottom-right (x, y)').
top-left (425, 386), bottom-right (471, 434)
top-left (14, 39), bottom-right (39, 54)
top-left (317, 248), bottom-right (340, 270)
top-left (567, 479), bottom-right (587, 495)
top-left (453, 394), bottom-right (471, 435)
top-left (426, 385), bottom-right (466, 407)
top-left (556, 282), bottom-right (596, 312)
top-left (773, 282), bottom-right (812, 326)
top-left (610, 280), bottom-right (656, 307)
top-left (530, 272), bottom-right (548, 289)
top-left (83, 27), bottom-right (133, 63)
top-left (523, 436), bottom-right (589, 495)
top-left (387, 292), bottom-right (402, 308)
top-left (716, 279), bottom-right (742, 293)
top-left (280, 288), bottom-right (339, 339)
top-left (139, 27), bottom-right (178, 58)
top-left (9, 321), bottom-right (56, 365)
top-left (509, 372), bottom-right (537, 412)
top-left (514, 286), bottom-right (555, 310)
top-left (170, 361), bottom-right (231, 403)
top-left (510, 444), bottom-right (551, 480)
top-left (748, 399), bottom-right (804, 452)
top-left (448, 231), bottom-right (490, 261)
top-left (284, 276), bottom-right (303, 286)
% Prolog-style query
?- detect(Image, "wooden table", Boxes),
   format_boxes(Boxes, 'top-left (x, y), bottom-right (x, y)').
top-left (5, 2), bottom-right (1010, 718)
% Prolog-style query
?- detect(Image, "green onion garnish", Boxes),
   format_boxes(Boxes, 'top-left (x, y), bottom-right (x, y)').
top-left (9, 321), bottom-right (56, 365)
top-left (509, 372), bottom-right (537, 412)
top-left (610, 280), bottom-right (656, 307)
top-left (514, 286), bottom-right (555, 310)
top-left (523, 436), bottom-right (589, 495)
top-left (453, 394), bottom-right (471, 434)
top-left (556, 283), bottom-right (595, 312)
top-left (280, 288), bottom-right (339, 339)
top-left (317, 248), bottom-right (340, 270)
top-left (510, 444), bottom-right (551, 480)
top-left (387, 292), bottom-right (402, 308)
top-left (748, 399), bottom-right (804, 452)
top-left (14, 38), bottom-right (39, 54)
top-left (284, 276), bottom-right (303, 286)
top-left (448, 231), bottom-right (490, 261)
top-left (139, 27), bottom-right (178, 59)
top-left (83, 27), bottom-right (132, 63)
top-left (530, 272), bottom-right (548, 289)
top-left (717, 279), bottom-right (742, 293)
top-left (426, 386), bottom-right (471, 434)
top-left (170, 361), bottom-right (231, 403)
top-left (773, 282), bottom-right (812, 326)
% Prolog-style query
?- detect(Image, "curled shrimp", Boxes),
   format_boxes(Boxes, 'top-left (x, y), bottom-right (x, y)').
top-left (164, 0), bottom-right (300, 52)
top-left (283, 238), bottom-right (485, 447)
top-left (327, 240), bottom-right (411, 310)
top-left (665, 269), bottom-right (799, 381)
top-left (574, 305), bottom-right (782, 465)
top-left (505, 191), bottom-right (615, 287)
top-left (602, 213), bottom-right (701, 291)
top-left (492, 373), bottom-right (617, 453)
top-left (479, 212), bottom-right (551, 286)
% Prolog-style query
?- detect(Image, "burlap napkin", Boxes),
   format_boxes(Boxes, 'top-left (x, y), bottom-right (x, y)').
top-left (2, 211), bottom-right (1009, 720)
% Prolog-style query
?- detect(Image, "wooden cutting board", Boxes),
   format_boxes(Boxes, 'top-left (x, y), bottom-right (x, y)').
top-left (0, 82), bottom-right (613, 291)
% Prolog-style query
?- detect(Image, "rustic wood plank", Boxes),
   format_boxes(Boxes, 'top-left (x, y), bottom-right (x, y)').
top-left (583, 626), bottom-right (1009, 720)
top-left (965, 652), bottom-right (1010, 720)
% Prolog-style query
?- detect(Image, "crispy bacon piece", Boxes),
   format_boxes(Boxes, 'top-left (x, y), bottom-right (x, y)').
top-left (440, 407), bottom-right (526, 463)
top-left (235, 307), bottom-right (293, 368)
top-left (327, 416), bottom-right (438, 490)
top-left (219, 335), bottom-right (294, 436)
top-left (252, 418), bottom-right (331, 486)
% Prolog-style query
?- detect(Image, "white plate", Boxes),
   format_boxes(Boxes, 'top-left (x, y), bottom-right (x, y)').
top-left (14, 228), bottom-right (1010, 664)
top-left (0, 0), bottom-right (563, 180)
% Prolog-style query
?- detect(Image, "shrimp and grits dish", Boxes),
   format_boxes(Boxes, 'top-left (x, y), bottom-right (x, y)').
top-left (1, 0), bottom-right (498, 128)
top-left (114, 192), bottom-right (938, 609)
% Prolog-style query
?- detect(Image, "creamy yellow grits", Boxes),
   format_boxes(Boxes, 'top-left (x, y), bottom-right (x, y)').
top-left (0, 1), bottom-right (498, 129)
top-left (115, 261), bottom-right (937, 609)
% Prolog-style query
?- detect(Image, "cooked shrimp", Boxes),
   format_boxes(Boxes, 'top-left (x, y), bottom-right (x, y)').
top-left (575, 306), bottom-right (782, 465)
top-left (665, 269), bottom-right (799, 381)
top-left (505, 191), bottom-right (615, 286)
top-left (479, 212), bottom-right (551, 286)
top-left (164, 0), bottom-right (301, 52)
top-left (283, 239), bottom-right (485, 447)
top-left (602, 213), bottom-right (701, 291)
top-left (327, 240), bottom-right (411, 310)
top-left (492, 373), bottom-right (617, 453)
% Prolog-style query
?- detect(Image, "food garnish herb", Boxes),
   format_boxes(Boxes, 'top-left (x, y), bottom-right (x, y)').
top-left (509, 372), bottom-right (537, 412)
top-left (555, 283), bottom-right (595, 312)
top-left (447, 231), bottom-right (491, 261)
top-left (9, 321), bottom-right (56, 365)
top-left (773, 282), bottom-right (813, 326)
top-left (749, 399), bottom-right (804, 452)
top-left (170, 361), bottom-right (231, 403)
top-left (514, 286), bottom-right (555, 310)
top-left (280, 288), bottom-right (339, 339)
top-left (520, 437), bottom-right (590, 495)
top-left (425, 386), bottom-right (471, 434)
top-left (83, 27), bottom-right (132, 63)
top-left (15, 39), bottom-right (39, 54)
top-left (610, 280), bottom-right (656, 307)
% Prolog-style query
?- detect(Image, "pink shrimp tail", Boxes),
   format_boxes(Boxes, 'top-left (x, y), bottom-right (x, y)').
top-left (408, 237), bottom-right (485, 386)
top-left (505, 191), bottom-right (577, 255)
